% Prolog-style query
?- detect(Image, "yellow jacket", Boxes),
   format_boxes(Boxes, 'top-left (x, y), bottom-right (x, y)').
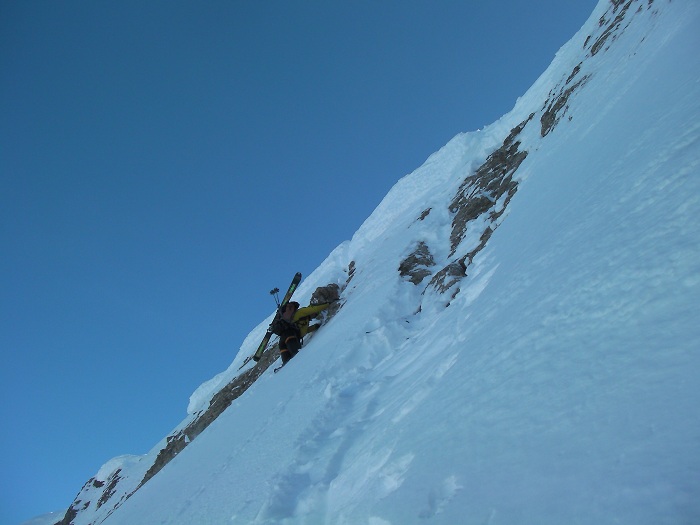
top-left (293, 303), bottom-right (330, 337)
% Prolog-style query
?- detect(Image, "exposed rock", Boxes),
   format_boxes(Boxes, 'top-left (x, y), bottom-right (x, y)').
top-left (566, 62), bottom-right (582, 84)
top-left (427, 256), bottom-right (467, 298)
top-left (449, 114), bottom-right (533, 256)
top-left (422, 115), bottom-right (535, 302)
top-left (311, 283), bottom-right (343, 320)
top-left (591, 0), bottom-right (635, 56)
top-left (96, 470), bottom-right (121, 510)
top-left (311, 283), bottom-right (340, 305)
top-left (541, 76), bottom-right (589, 137)
top-left (345, 260), bottom-right (356, 285)
top-left (399, 241), bottom-right (436, 285)
top-left (56, 503), bottom-right (77, 525)
top-left (587, 0), bottom-right (654, 57)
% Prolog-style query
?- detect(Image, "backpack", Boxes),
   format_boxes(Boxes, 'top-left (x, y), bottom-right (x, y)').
top-left (270, 314), bottom-right (293, 336)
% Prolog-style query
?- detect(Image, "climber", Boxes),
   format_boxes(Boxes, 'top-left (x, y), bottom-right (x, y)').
top-left (277, 301), bottom-right (329, 365)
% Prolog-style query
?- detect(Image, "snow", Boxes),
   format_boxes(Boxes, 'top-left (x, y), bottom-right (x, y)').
top-left (52, 1), bottom-right (700, 524)
top-left (94, 455), bottom-right (142, 483)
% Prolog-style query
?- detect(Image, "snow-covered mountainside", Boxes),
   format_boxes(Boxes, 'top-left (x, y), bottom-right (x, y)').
top-left (48, 1), bottom-right (700, 524)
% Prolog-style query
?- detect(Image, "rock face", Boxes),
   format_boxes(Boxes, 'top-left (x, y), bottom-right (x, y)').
top-left (424, 115), bottom-right (533, 302)
top-left (54, 2), bottom-right (669, 523)
top-left (399, 241), bottom-right (436, 285)
top-left (393, 114), bottom-right (533, 307)
top-left (397, 0), bottom-right (664, 307)
top-left (310, 283), bottom-right (343, 320)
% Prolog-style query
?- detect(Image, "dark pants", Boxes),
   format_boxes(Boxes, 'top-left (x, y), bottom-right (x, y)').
top-left (279, 328), bottom-right (301, 365)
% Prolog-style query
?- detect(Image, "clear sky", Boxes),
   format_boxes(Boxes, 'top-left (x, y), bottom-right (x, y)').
top-left (0, 1), bottom-right (596, 523)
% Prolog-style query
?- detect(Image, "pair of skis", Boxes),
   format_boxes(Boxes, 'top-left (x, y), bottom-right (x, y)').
top-left (237, 272), bottom-right (301, 371)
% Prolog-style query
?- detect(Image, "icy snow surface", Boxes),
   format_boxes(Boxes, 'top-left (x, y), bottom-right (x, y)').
top-left (65, 1), bottom-right (700, 524)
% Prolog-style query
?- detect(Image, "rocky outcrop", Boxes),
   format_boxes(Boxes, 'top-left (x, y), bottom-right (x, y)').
top-left (311, 283), bottom-right (343, 321)
top-left (541, 75), bottom-right (589, 137)
top-left (416, 114), bottom-right (533, 303)
top-left (399, 241), bottom-right (436, 285)
top-left (448, 114), bottom-right (533, 256)
top-left (413, 0), bottom-right (657, 302)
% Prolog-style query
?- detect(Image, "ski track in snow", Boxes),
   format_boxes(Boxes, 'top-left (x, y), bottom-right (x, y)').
top-left (252, 306), bottom-right (453, 522)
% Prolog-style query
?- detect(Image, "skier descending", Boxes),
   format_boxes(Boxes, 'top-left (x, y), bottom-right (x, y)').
top-left (275, 301), bottom-right (329, 365)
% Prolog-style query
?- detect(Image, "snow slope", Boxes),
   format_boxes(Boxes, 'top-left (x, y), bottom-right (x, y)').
top-left (50, 1), bottom-right (700, 524)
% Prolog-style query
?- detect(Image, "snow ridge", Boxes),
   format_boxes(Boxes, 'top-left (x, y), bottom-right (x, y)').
top-left (52, 1), bottom-right (700, 524)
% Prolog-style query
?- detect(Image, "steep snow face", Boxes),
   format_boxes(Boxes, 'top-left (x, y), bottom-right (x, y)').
top-left (55, 1), bottom-right (700, 524)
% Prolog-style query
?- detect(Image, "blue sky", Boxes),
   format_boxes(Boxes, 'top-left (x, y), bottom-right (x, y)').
top-left (0, 1), bottom-right (596, 523)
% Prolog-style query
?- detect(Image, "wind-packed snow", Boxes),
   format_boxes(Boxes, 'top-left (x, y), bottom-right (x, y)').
top-left (51, 1), bottom-right (700, 524)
